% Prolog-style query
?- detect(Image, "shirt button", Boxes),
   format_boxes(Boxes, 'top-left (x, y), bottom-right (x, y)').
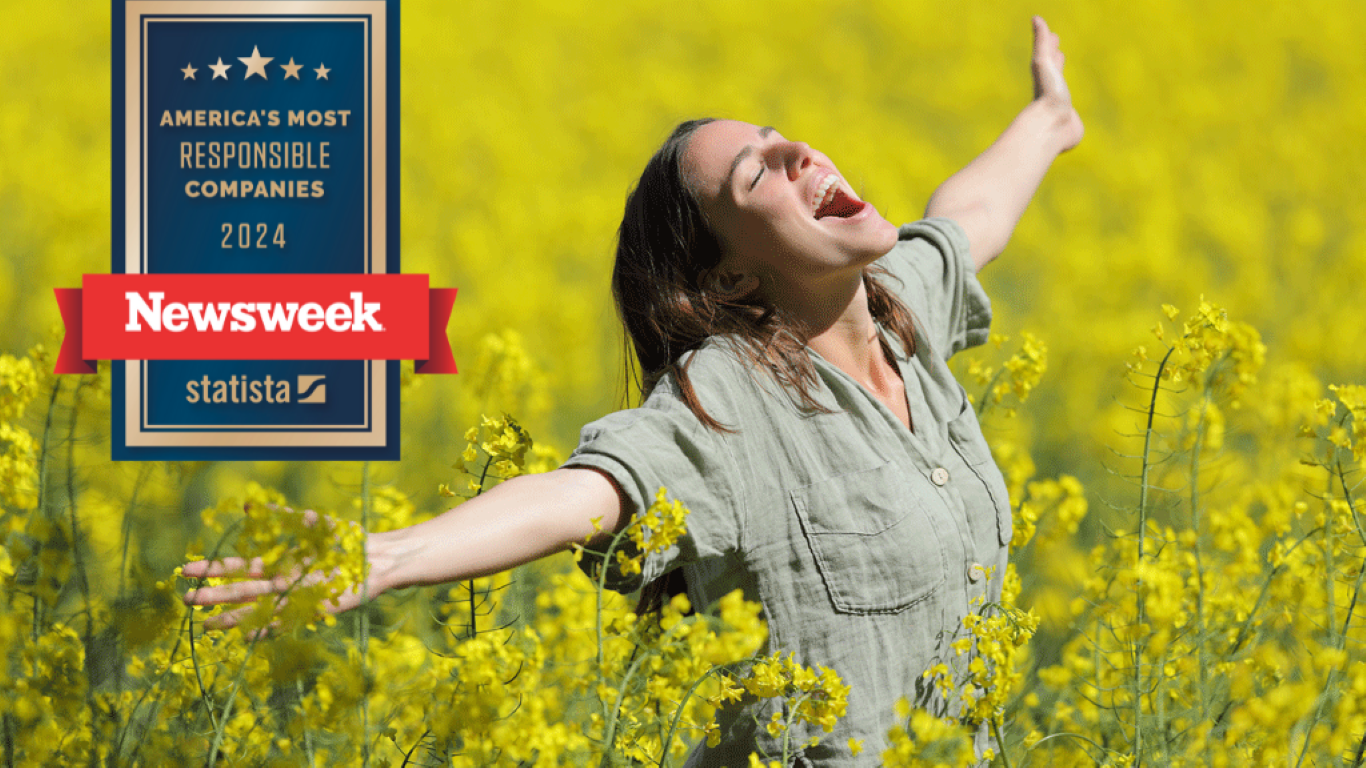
top-left (967, 563), bottom-right (986, 583)
top-left (931, 467), bottom-right (950, 486)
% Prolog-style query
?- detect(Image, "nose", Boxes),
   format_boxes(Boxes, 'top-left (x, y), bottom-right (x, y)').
top-left (780, 141), bottom-right (814, 180)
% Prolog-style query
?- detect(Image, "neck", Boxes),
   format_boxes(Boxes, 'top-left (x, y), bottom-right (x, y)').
top-left (771, 269), bottom-right (894, 387)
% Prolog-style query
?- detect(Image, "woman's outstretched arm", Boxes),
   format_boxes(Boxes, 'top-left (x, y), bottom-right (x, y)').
top-left (182, 467), bottom-right (626, 630)
top-left (924, 15), bottom-right (1084, 271)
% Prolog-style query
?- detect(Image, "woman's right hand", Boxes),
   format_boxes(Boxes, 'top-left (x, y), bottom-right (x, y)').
top-left (181, 507), bottom-right (382, 633)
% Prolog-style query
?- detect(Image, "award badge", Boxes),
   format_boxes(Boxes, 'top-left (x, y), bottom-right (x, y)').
top-left (56, 1), bottom-right (452, 460)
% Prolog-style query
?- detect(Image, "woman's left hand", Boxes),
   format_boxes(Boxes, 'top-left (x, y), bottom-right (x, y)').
top-left (1030, 16), bottom-right (1084, 152)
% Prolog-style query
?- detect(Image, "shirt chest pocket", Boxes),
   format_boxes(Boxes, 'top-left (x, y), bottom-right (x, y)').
top-left (790, 462), bottom-right (947, 615)
top-left (946, 401), bottom-right (1014, 550)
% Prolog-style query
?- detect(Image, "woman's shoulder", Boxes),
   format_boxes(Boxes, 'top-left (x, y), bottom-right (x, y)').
top-left (875, 217), bottom-right (971, 287)
top-left (896, 217), bottom-right (970, 249)
top-left (648, 336), bottom-right (772, 422)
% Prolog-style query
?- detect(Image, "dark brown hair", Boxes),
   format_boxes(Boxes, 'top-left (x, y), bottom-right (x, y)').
top-left (613, 118), bottom-right (919, 432)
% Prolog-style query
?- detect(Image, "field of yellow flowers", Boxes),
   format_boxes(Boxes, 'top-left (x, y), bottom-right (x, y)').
top-left (2, 0), bottom-right (1364, 764)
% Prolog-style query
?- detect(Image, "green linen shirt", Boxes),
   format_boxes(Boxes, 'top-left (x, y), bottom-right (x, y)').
top-left (562, 217), bottom-right (1012, 767)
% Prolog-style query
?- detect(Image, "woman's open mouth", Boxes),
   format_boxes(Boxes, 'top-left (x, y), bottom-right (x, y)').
top-left (811, 174), bottom-right (868, 220)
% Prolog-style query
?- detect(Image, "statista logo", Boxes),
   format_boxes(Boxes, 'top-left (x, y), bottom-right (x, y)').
top-left (296, 375), bottom-right (326, 404)
top-left (185, 374), bottom-right (327, 404)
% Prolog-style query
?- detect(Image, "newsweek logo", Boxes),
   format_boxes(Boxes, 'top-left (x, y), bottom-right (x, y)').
top-left (125, 291), bottom-right (383, 333)
top-left (59, 274), bottom-right (448, 363)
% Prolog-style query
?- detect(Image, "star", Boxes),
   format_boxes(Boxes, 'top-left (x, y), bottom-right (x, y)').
top-left (238, 46), bottom-right (274, 80)
top-left (314, 62), bottom-right (330, 80)
top-left (280, 57), bottom-right (303, 80)
top-left (180, 62), bottom-right (197, 80)
top-left (208, 57), bottom-right (232, 80)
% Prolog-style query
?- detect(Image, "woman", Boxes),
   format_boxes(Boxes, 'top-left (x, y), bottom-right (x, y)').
top-left (184, 16), bottom-right (1083, 765)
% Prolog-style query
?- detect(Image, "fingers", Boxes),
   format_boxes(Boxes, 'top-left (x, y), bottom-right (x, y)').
top-left (1032, 16), bottom-right (1061, 61)
top-left (181, 556), bottom-right (266, 579)
top-left (201, 597), bottom-right (288, 633)
top-left (201, 602), bottom-right (254, 631)
top-left (183, 576), bottom-right (287, 606)
top-left (1029, 15), bottom-right (1072, 104)
top-left (179, 499), bottom-right (361, 638)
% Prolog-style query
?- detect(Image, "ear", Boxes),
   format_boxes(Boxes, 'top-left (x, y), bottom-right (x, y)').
top-left (703, 269), bottom-right (760, 300)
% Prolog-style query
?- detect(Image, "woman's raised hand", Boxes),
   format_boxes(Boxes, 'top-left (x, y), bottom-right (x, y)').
top-left (180, 506), bottom-right (379, 634)
top-left (1030, 16), bottom-right (1084, 153)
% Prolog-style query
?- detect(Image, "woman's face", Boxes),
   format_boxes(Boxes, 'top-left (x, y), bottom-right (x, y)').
top-left (682, 120), bottom-right (898, 290)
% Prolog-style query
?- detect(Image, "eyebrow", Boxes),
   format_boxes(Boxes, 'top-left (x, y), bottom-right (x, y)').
top-left (722, 125), bottom-right (776, 193)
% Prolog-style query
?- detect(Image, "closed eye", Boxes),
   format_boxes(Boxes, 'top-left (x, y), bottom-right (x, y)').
top-left (749, 164), bottom-right (764, 191)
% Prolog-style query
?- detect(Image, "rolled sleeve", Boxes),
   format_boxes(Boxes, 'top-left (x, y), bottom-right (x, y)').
top-left (561, 394), bottom-right (742, 593)
top-left (877, 217), bottom-right (992, 359)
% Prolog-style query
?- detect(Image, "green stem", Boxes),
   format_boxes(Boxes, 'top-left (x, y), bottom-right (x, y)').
top-left (598, 650), bottom-right (650, 768)
top-left (1325, 471), bottom-right (1336, 639)
top-left (1189, 391), bottom-right (1210, 750)
top-left (659, 665), bottom-right (731, 768)
top-left (295, 677), bottom-right (316, 766)
top-left (399, 729), bottom-right (431, 767)
top-left (186, 521), bottom-right (244, 736)
top-left (1132, 346), bottom-right (1176, 763)
top-left (33, 377), bottom-right (62, 641)
top-left (779, 691), bottom-right (813, 767)
top-left (977, 366), bottom-right (1009, 419)
top-left (992, 717), bottom-right (1014, 768)
top-left (206, 559), bottom-right (317, 768)
top-left (594, 521), bottom-right (637, 669)
top-left (62, 382), bottom-right (98, 767)
top-left (1293, 459), bottom-right (1364, 768)
top-left (206, 630), bottom-right (265, 768)
top-left (113, 463), bottom-right (153, 707)
top-left (465, 457), bottom-right (496, 640)
top-left (360, 461), bottom-right (372, 768)
top-left (1025, 731), bottom-right (1112, 764)
top-left (466, 580), bottom-right (477, 639)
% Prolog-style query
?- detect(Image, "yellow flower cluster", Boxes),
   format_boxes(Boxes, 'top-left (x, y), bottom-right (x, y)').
top-left (888, 571), bottom-right (1039, 765)
top-left (1137, 298), bottom-right (1266, 402)
top-left (1323, 384), bottom-right (1366, 465)
top-left (0, 349), bottom-right (46, 511)
top-left (610, 487), bottom-right (690, 578)
top-left (715, 650), bottom-right (850, 761)
top-left (964, 332), bottom-right (1048, 419)
top-left (882, 699), bottom-right (977, 768)
top-left (450, 413), bottom-right (535, 491)
top-left (948, 598), bottom-right (1040, 725)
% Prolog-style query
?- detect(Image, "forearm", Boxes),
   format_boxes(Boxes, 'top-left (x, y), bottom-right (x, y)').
top-left (368, 467), bottom-right (624, 594)
top-left (925, 99), bottom-right (1078, 270)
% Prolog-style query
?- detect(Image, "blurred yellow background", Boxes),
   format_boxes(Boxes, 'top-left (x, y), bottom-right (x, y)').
top-left (4, 0), bottom-right (1362, 475)
top-left (2, 2), bottom-right (1366, 763)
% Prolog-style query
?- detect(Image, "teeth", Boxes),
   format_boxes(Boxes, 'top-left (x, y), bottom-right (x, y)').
top-left (812, 174), bottom-right (840, 216)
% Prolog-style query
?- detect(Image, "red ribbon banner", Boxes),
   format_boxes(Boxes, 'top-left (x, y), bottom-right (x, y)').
top-left (54, 274), bottom-right (457, 374)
